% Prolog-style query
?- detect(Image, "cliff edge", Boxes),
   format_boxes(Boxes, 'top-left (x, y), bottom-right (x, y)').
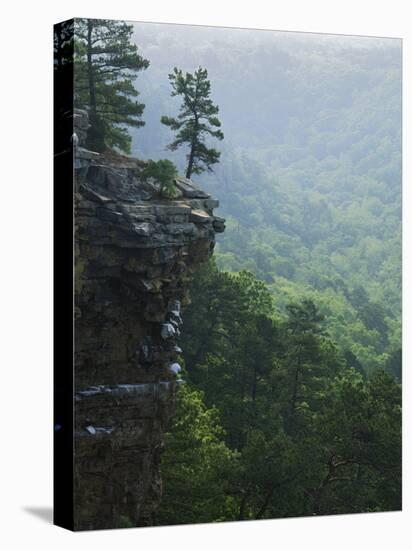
top-left (73, 113), bottom-right (224, 530)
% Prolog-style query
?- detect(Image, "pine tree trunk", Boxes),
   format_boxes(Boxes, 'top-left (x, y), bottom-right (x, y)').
top-left (186, 139), bottom-right (196, 179)
top-left (185, 115), bottom-right (199, 178)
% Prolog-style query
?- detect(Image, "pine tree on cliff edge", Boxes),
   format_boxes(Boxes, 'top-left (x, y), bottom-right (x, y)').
top-left (74, 18), bottom-right (149, 154)
top-left (161, 67), bottom-right (224, 179)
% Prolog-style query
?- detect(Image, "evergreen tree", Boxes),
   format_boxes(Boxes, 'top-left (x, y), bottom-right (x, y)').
top-left (74, 18), bottom-right (149, 153)
top-left (157, 261), bottom-right (402, 524)
top-left (281, 300), bottom-right (329, 427)
top-left (161, 67), bottom-right (224, 179)
top-left (158, 384), bottom-right (237, 525)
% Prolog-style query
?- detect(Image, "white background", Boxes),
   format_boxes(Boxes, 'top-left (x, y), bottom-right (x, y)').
top-left (0, 0), bottom-right (410, 548)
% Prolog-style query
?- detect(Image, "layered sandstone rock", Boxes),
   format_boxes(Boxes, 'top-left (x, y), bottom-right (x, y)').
top-left (73, 145), bottom-right (224, 530)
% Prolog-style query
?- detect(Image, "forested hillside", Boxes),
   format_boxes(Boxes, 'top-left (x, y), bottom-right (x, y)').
top-left (61, 16), bottom-right (402, 528)
top-left (123, 23), bottom-right (402, 524)
top-left (158, 262), bottom-right (401, 523)
top-left (132, 24), bottom-right (401, 376)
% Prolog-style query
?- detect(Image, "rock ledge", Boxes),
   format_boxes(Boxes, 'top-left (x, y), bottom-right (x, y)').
top-left (73, 147), bottom-right (224, 530)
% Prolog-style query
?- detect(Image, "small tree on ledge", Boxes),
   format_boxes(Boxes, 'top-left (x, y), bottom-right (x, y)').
top-left (161, 67), bottom-right (224, 179)
top-left (140, 159), bottom-right (178, 199)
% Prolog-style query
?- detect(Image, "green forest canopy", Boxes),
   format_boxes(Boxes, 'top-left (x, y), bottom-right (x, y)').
top-left (124, 24), bottom-right (402, 525)
top-left (158, 262), bottom-right (401, 524)
top-left (132, 24), bottom-right (401, 376)
top-left (72, 22), bottom-right (402, 525)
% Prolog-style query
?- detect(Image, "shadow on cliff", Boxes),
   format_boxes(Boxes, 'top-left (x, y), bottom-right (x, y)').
top-left (23, 506), bottom-right (53, 524)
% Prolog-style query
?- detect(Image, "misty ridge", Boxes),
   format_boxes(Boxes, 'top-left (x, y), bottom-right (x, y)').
top-left (65, 18), bottom-right (402, 527)
top-left (131, 23), bottom-right (401, 375)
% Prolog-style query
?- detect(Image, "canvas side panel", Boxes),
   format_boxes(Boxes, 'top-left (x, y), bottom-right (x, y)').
top-left (53, 18), bottom-right (75, 531)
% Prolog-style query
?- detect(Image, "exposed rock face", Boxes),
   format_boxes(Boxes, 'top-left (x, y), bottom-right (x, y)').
top-left (74, 144), bottom-right (224, 530)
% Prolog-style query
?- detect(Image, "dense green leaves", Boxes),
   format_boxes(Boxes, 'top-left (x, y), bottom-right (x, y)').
top-left (158, 384), bottom-right (237, 525)
top-left (157, 263), bottom-right (401, 524)
top-left (140, 159), bottom-right (178, 198)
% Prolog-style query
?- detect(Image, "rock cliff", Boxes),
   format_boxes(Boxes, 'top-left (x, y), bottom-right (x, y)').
top-left (73, 120), bottom-right (224, 530)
